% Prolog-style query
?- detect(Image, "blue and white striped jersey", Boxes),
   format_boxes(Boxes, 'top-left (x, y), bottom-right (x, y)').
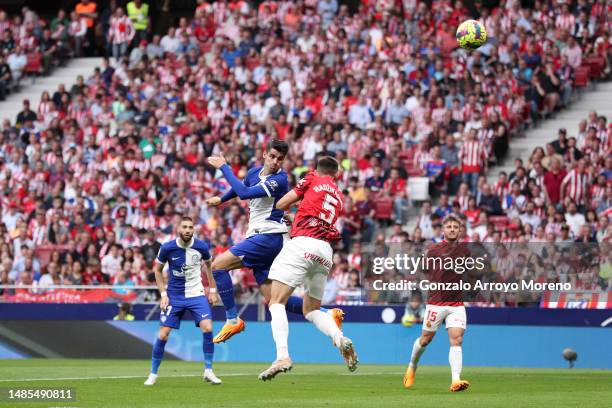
top-left (156, 238), bottom-right (211, 299)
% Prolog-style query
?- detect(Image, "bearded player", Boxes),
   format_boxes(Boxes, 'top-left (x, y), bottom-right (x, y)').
top-left (206, 140), bottom-right (343, 344)
top-left (259, 156), bottom-right (358, 381)
top-left (145, 216), bottom-right (221, 386)
top-left (403, 214), bottom-right (470, 392)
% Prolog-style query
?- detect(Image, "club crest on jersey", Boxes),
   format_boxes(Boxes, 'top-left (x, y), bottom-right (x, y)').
top-left (268, 180), bottom-right (279, 191)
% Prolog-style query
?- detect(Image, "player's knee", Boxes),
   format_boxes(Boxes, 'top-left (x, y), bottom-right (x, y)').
top-left (450, 335), bottom-right (463, 347)
top-left (199, 320), bottom-right (212, 333)
top-left (420, 334), bottom-right (434, 346)
top-left (158, 329), bottom-right (170, 341)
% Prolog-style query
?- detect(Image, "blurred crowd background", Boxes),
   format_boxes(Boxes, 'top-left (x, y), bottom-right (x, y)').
top-left (0, 0), bottom-right (610, 306)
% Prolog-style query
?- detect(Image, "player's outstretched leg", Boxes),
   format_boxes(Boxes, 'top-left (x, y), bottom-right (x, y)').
top-left (287, 297), bottom-right (345, 328)
top-left (259, 303), bottom-right (293, 381)
top-left (305, 309), bottom-right (358, 372)
top-left (201, 327), bottom-right (222, 385)
top-left (261, 283), bottom-right (345, 329)
top-left (212, 269), bottom-right (245, 343)
top-left (302, 289), bottom-right (358, 372)
top-left (145, 328), bottom-right (170, 385)
top-left (404, 333), bottom-right (433, 388)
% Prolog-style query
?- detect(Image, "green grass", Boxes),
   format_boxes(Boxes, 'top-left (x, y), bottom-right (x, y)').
top-left (0, 359), bottom-right (610, 408)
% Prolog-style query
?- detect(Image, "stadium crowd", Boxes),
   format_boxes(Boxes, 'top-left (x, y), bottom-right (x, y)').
top-left (0, 6), bottom-right (75, 99)
top-left (0, 0), bottom-right (610, 306)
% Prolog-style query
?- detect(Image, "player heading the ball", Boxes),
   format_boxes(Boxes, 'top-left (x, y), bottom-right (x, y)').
top-left (206, 140), bottom-right (344, 344)
top-left (259, 156), bottom-right (358, 381)
top-left (144, 216), bottom-right (222, 386)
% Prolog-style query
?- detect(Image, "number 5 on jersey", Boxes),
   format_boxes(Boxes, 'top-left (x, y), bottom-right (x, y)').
top-left (319, 193), bottom-right (338, 224)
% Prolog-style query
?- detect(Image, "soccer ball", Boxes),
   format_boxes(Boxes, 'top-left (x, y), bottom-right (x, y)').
top-left (401, 314), bottom-right (416, 327)
top-left (456, 19), bottom-right (487, 50)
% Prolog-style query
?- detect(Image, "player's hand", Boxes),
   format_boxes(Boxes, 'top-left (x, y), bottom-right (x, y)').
top-left (160, 294), bottom-right (169, 311)
top-left (207, 154), bottom-right (227, 169)
top-left (206, 197), bottom-right (222, 207)
top-left (208, 291), bottom-right (220, 305)
top-left (283, 213), bottom-right (294, 225)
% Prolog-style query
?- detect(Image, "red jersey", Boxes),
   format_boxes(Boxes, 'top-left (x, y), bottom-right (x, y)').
top-left (291, 172), bottom-right (343, 243)
top-left (424, 241), bottom-right (470, 306)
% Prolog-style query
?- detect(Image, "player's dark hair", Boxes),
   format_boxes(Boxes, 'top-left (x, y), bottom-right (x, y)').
top-left (180, 216), bottom-right (193, 224)
top-left (316, 156), bottom-right (339, 176)
top-left (266, 139), bottom-right (289, 157)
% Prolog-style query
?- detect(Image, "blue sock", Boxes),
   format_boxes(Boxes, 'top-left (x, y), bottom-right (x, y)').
top-left (213, 270), bottom-right (237, 320)
top-left (285, 296), bottom-right (328, 315)
top-left (203, 332), bottom-right (214, 370)
top-left (151, 338), bottom-right (167, 374)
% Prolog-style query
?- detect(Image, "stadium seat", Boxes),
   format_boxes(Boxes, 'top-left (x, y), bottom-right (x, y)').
top-left (584, 56), bottom-right (604, 80)
top-left (24, 52), bottom-right (42, 80)
top-left (374, 198), bottom-right (393, 221)
top-left (399, 148), bottom-right (415, 163)
top-left (573, 66), bottom-right (590, 90)
top-left (488, 216), bottom-right (509, 231)
top-left (406, 166), bottom-right (422, 177)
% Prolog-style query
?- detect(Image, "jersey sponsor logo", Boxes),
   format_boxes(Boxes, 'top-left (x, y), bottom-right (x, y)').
top-left (171, 253), bottom-right (202, 278)
top-left (172, 269), bottom-right (186, 277)
top-left (304, 252), bottom-right (332, 269)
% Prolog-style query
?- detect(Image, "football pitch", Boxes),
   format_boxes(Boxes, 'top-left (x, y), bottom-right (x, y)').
top-left (0, 359), bottom-right (610, 408)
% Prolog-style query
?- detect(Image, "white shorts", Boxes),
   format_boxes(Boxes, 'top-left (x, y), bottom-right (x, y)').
top-left (422, 304), bottom-right (467, 332)
top-left (268, 236), bottom-right (333, 301)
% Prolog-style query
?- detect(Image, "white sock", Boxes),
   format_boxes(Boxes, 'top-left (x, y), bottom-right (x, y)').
top-left (305, 310), bottom-right (343, 346)
top-left (226, 318), bottom-right (237, 324)
top-left (269, 303), bottom-right (289, 360)
top-left (409, 337), bottom-right (427, 368)
top-left (449, 346), bottom-right (462, 382)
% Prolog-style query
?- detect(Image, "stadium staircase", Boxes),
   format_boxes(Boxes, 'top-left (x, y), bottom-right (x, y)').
top-left (488, 81), bottom-right (612, 183)
top-left (402, 80), bottom-right (612, 234)
top-left (0, 57), bottom-right (102, 124)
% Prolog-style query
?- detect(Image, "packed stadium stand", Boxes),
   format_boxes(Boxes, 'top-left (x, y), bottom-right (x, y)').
top-left (0, 0), bottom-right (610, 307)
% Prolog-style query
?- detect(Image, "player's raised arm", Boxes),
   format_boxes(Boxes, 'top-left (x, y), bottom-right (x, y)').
top-left (276, 190), bottom-right (300, 210)
top-left (208, 154), bottom-right (269, 200)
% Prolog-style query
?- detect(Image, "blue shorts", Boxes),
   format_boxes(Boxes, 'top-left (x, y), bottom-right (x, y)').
top-left (229, 233), bottom-right (284, 285)
top-left (160, 295), bottom-right (211, 329)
